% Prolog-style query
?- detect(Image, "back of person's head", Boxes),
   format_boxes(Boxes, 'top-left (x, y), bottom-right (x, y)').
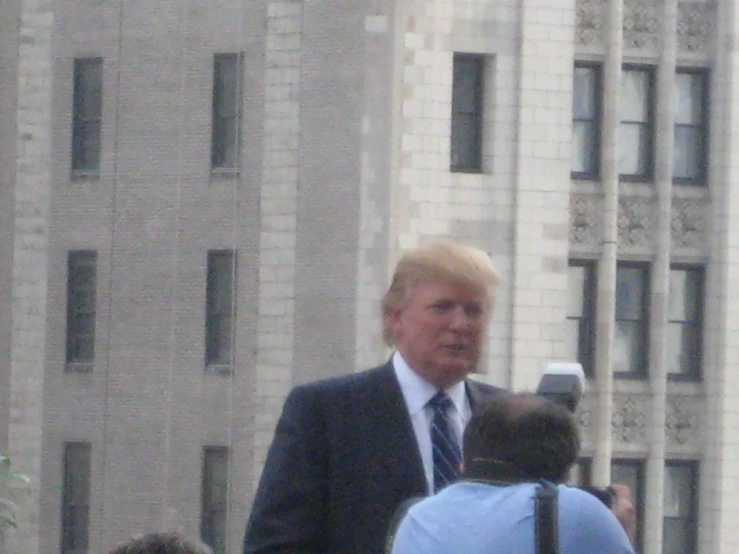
top-left (382, 240), bottom-right (501, 345)
top-left (463, 393), bottom-right (580, 483)
top-left (109, 532), bottom-right (213, 554)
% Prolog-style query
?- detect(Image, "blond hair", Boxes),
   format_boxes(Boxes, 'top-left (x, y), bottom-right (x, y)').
top-left (382, 241), bottom-right (501, 345)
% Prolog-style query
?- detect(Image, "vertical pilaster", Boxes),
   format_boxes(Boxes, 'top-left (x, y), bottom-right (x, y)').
top-left (509, 0), bottom-right (576, 390)
top-left (643, 0), bottom-right (678, 549)
top-left (254, 0), bottom-right (301, 483)
top-left (7, 1), bottom-right (55, 553)
top-left (704, 0), bottom-right (739, 550)
top-left (592, 0), bottom-right (623, 485)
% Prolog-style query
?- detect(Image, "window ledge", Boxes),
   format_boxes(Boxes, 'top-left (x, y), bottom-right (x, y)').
top-left (65, 362), bottom-right (93, 373)
top-left (71, 169), bottom-right (100, 181)
top-left (210, 168), bottom-right (241, 179)
top-left (205, 364), bottom-right (233, 376)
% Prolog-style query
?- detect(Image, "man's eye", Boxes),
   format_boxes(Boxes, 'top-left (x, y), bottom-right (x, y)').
top-left (465, 305), bottom-right (484, 318)
top-left (430, 302), bottom-right (452, 313)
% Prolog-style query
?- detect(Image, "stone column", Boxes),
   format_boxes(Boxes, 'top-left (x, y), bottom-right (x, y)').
top-left (254, 0), bottom-right (302, 483)
top-left (509, 0), bottom-right (577, 390)
top-left (592, 0), bottom-right (623, 485)
top-left (6, 2), bottom-right (55, 554)
top-left (642, 0), bottom-right (678, 549)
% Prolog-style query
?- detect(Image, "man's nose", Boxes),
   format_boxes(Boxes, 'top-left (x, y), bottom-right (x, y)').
top-left (449, 306), bottom-right (473, 329)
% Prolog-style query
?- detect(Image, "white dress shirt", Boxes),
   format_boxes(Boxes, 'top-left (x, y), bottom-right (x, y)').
top-left (392, 351), bottom-right (471, 494)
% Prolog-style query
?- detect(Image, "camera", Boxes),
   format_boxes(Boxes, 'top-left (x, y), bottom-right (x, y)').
top-left (535, 362), bottom-right (613, 508)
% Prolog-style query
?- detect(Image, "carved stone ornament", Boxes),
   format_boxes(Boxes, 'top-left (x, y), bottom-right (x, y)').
top-left (666, 397), bottom-right (701, 446)
top-left (623, 0), bottom-right (660, 50)
top-left (612, 396), bottom-right (647, 443)
top-left (671, 199), bottom-right (707, 250)
top-left (577, 0), bottom-right (606, 46)
top-left (618, 197), bottom-right (653, 247)
top-left (677, 2), bottom-right (714, 53)
top-left (570, 195), bottom-right (601, 246)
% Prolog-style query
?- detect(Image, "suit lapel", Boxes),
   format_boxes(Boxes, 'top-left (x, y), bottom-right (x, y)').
top-left (359, 363), bottom-right (426, 495)
top-left (465, 378), bottom-right (504, 411)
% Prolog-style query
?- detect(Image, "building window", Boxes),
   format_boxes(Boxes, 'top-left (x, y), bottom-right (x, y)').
top-left (667, 267), bottom-right (704, 379)
top-left (663, 461), bottom-right (699, 554)
top-left (612, 459), bottom-right (645, 553)
top-left (569, 457), bottom-right (592, 487)
top-left (211, 53), bottom-right (243, 172)
top-left (614, 263), bottom-right (649, 377)
top-left (61, 442), bottom-right (92, 554)
top-left (567, 261), bottom-right (597, 377)
top-left (201, 447), bottom-right (229, 554)
top-left (451, 53), bottom-right (484, 173)
top-left (66, 251), bottom-right (98, 370)
top-left (674, 69), bottom-right (709, 183)
top-left (619, 67), bottom-right (654, 180)
top-left (205, 250), bottom-right (236, 368)
top-left (572, 63), bottom-right (601, 178)
top-left (72, 58), bottom-right (103, 176)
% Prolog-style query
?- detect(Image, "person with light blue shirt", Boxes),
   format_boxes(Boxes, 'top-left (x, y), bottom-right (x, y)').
top-left (389, 393), bottom-right (636, 554)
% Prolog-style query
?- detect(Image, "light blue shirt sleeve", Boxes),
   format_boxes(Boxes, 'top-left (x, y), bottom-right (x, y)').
top-left (559, 487), bottom-right (636, 554)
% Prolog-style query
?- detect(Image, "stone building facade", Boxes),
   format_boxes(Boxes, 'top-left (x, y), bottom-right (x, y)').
top-left (0, 0), bottom-right (735, 553)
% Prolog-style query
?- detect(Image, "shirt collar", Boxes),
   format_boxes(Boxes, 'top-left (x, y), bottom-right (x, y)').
top-left (392, 351), bottom-right (467, 416)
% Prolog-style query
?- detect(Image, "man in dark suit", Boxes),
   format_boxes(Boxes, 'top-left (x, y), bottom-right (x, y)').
top-left (243, 241), bottom-right (504, 554)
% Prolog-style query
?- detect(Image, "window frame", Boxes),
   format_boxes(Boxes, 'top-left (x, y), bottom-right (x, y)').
top-left (663, 460), bottom-right (700, 554)
top-left (205, 250), bottom-right (237, 371)
top-left (65, 250), bottom-right (98, 372)
top-left (71, 57), bottom-right (103, 178)
top-left (614, 262), bottom-right (650, 379)
top-left (673, 68), bottom-right (710, 185)
top-left (450, 52), bottom-right (485, 174)
top-left (571, 62), bottom-right (602, 180)
top-left (611, 458), bottom-right (646, 553)
top-left (201, 446), bottom-right (230, 554)
top-left (61, 442), bottom-right (92, 554)
top-left (567, 260), bottom-right (597, 378)
top-left (619, 64), bottom-right (656, 182)
top-left (211, 52), bottom-right (244, 174)
top-left (667, 265), bottom-right (705, 381)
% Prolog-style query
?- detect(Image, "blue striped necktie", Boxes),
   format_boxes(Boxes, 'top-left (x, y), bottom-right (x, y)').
top-left (428, 391), bottom-right (461, 493)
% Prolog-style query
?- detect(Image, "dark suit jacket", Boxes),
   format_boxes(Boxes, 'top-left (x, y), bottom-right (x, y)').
top-left (243, 360), bottom-right (503, 554)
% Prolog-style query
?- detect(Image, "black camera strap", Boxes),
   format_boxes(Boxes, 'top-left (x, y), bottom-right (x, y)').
top-left (534, 480), bottom-right (558, 554)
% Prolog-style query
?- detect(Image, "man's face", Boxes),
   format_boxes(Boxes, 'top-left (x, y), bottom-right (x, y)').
top-left (388, 279), bottom-right (490, 389)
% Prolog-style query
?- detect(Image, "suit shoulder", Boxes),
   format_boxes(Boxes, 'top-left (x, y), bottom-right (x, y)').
top-left (292, 363), bottom-right (393, 398)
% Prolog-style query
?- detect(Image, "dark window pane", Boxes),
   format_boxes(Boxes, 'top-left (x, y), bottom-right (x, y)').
top-left (569, 458), bottom-right (592, 486)
top-left (674, 73), bottom-right (704, 125)
top-left (621, 70), bottom-right (649, 122)
top-left (211, 53), bottom-right (243, 170)
top-left (62, 443), bottom-right (92, 554)
top-left (451, 54), bottom-right (483, 172)
top-left (673, 71), bottom-right (708, 182)
top-left (567, 262), bottom-right (596, 376)
top-left (612, 460), bottom-right (644, 552)
top-left (673, 126), bottom-right (702, 180)
top-left (663, 462), bottom-right (698, 554)
top-left (619, 123), bottom-right (650, 176)
top-left (201, 447), bottom-right (229, 554)
top-left (572, 64), bottom-right (600, 177)
top-left (571, 121), bottom-right (597, 174)
top-left (573, 66), bottom-right (597, 119)
top-left (615, 266), bottom-right (646, 320)
top-left (66, 251), bottom-right (98, 365)
top-left (205, 251), bottom-right (236, 366)
top-left (72, 58), bottom-right (103, 172)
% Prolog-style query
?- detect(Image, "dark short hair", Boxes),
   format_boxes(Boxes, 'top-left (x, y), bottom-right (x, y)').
top-left (109, 532), bottom-right (213, 554)
top-left (463, 393), bottom-right (580, 483)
